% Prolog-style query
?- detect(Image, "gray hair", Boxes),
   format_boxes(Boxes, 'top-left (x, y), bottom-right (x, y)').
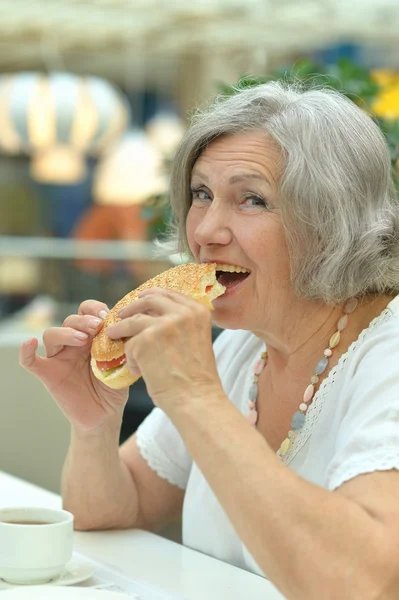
top-left (165, 80), bottom-right (399, 304)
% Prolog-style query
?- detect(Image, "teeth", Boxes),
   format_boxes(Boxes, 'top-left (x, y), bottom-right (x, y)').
top-left (215, 263), bottom-right (249, 273)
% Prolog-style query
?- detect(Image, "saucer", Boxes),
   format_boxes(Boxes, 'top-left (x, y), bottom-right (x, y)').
top-left (0, 587), bottom-right (132, 599)
top-left (0, 556), bottom-right (94, 589)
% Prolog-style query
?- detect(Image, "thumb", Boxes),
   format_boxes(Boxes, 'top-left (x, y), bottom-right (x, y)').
top-left (19, 338), bottom-right (44, 373)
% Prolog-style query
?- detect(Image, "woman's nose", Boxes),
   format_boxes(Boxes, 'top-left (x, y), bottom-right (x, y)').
top-left (193, 202), bottom-right (232, 247)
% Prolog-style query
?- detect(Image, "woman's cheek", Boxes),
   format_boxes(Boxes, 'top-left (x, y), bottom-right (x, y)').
top-left (186, 208), bottom-right (200, 256)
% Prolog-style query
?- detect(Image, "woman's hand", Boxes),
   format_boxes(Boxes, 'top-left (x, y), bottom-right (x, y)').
top-left (19, 300), bottom-right (129, 433)
top-left (106, 288), bottom-right (222, 411)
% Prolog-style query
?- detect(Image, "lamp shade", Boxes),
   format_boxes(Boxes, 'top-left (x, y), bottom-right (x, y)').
top-left (145, 112), bottom-right (185, 159)
top-left (0, 72), bottom-right (129, 155)
top-left (0, 72), bottom-right (130, 183)
top-left (93, 130), bottom-right (168, 206)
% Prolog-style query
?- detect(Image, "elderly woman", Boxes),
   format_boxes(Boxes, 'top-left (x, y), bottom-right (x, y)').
top-left (20, 82), bottom-right (399, 600)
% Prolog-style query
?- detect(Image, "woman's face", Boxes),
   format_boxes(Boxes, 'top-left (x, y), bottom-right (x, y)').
top-left (186, 130), bottom-right (292, 332)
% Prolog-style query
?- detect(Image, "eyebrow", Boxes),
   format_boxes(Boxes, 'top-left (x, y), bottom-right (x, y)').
top-left (191, 170), bottom-right (272, 186)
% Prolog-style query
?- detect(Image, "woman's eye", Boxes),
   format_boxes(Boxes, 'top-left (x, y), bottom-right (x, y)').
top-left (242, 194), bottom-right (269, 209)
top-left (191, 188), bottom-right (211, 202)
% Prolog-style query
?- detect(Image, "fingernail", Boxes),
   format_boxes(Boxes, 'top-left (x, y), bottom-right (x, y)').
top-left (99, 310), bottom-right (109, 320)
top-left (88, 318), bottom-right (101, 330)
top-left (118, 308), bottom-right (125, 317)
top-left (75, 332), bottom-right (88, 340)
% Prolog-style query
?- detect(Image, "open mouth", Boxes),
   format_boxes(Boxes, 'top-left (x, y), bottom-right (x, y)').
top-left (214, 263), bottom-right (250, 288)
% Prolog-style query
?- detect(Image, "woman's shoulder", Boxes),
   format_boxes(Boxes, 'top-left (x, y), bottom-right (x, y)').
top-left (385, 294), bottom-right (399, 323)
top-left (356, 294), bottom-right (399, 352)
top-left (342, 294), bottom-right (399, 378)
top-left (324, 296), bottom-right (399, 490)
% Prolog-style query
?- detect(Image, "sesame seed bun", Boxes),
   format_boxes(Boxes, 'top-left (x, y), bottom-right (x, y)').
top-left (91, 262), bottom-right (225, 389)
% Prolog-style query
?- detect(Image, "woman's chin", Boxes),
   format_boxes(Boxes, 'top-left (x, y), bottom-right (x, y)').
top-left (212, 305), bottom-right (246, 331)
top-left (212, 283), bottom-right (250, 329)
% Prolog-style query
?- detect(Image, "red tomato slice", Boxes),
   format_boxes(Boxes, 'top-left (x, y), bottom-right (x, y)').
top-left (96, 355), bottom-right (126, 371)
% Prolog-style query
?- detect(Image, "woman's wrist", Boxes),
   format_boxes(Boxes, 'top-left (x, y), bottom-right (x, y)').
top-left (164, 385), bottom-right (231, 428)
top-left (70, 409), bottom-right (124, 443)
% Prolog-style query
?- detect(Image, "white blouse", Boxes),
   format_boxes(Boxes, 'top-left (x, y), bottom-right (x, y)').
top-left (136, 295), bottom-right (399, 577)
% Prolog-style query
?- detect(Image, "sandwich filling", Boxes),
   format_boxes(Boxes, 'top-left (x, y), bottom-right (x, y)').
top-left (96, 355), bottom-right (126, 377)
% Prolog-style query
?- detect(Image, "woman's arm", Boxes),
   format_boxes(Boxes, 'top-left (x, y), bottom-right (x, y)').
top-left (170, 395), bottom-right (399, 600)
top-left (63, 420), bottom-right (184, 532)
top-left (107, 288), bottom-right (399, 599)
top-left (18, 296), bottom-right (184, 534)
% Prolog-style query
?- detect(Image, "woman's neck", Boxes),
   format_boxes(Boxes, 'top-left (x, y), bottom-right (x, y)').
top-left (253, 294), bottom-right (394, 383)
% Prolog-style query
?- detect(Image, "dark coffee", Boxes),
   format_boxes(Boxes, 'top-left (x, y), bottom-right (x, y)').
top-left (1, 521), bottom-right (52, 525)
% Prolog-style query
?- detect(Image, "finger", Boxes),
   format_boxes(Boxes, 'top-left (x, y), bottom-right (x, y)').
top-left (118, 288), bottom-right (180, 318)
top-left (123, 339), bottom-right (142, 378)
top-left (118, 293), bottom-right (185, 320)
top-left (19, 338), bottom-right (45, 372)
top-left (137, 287), bottom-right (197, 307)
top-left (42, 327), bottom-right (90, 358)
top-left (78, 299), bottom-right (110, 320)
top-left (107, 313), bottom-right (154, 339)
top-left (63, 314), bottom-right (104, 336)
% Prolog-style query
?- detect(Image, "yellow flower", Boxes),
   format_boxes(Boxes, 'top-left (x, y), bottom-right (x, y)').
top-left (371, 69), bottom-right (399, 87)
top-left (372, 86), bottom-right (399, 120)
top-left (370, 69), bottom-right (399, 120)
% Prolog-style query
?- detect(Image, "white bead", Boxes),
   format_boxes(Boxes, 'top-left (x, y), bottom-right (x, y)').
top-left (344, 298), bottom-right (358, 314)
top-left (324, 348), bottom-right (332, 357)
top-left (299, 403), bottom-right (308, 411)
top-left (337, 314), bottom-right (348, 331)
top-left (303, 384), bottom-right (314, 403)
top-left (246, 409), bottom-right (258, 426)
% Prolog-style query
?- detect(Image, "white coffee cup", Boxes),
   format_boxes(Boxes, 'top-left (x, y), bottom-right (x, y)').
top-left (0, 507), bottom-right (74, 585)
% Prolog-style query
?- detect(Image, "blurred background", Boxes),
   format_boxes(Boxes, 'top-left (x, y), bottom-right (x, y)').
top-left (2, 0), bottom-right (399, 494)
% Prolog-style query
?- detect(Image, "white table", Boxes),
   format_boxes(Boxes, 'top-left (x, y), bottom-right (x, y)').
top-left (0, 471), bottom-right (285, 600)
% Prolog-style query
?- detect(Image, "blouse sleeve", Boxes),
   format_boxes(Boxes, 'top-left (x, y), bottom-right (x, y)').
top-left (326, 325), bottom-right (399, 491)
top-left (136, 407), bottom-right (192, 490)
top-left (135, 329), bottom-right (234, 490)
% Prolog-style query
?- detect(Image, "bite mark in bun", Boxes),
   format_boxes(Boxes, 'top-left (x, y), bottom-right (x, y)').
top-left (90, 262), bottom-right (225, 389)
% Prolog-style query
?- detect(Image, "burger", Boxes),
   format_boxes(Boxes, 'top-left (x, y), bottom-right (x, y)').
top-left (90, 262), bottom-right (226, 389)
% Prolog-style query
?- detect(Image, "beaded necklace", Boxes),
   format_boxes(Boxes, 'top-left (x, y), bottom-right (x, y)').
top-left (246, 298), bottom-right (359, 459)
